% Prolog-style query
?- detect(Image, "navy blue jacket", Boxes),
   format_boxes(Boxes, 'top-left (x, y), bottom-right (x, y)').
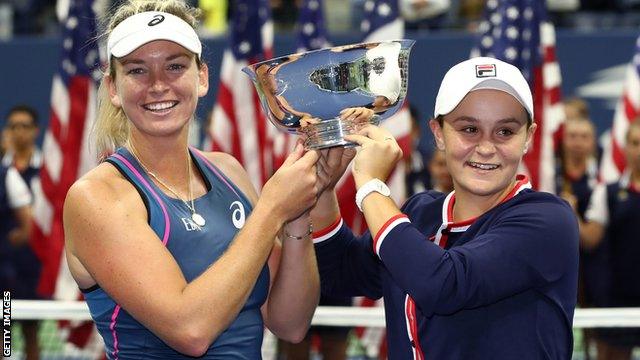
top-left (314, 182), bottom-right (578, 359)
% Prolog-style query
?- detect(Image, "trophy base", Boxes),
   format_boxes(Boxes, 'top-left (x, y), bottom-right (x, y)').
top-left (301, 116), bottom-right (380, 150)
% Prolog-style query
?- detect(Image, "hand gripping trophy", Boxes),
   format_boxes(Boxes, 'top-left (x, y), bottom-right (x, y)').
top-left (243, 40), bottom-right (415, 149)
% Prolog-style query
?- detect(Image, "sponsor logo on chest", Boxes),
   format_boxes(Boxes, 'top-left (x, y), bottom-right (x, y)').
top-left (180, 201), bottom-right (246, 231)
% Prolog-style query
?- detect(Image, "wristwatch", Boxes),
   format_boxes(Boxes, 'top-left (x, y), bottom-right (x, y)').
top-left (356, 178), bottom-right (391, 212)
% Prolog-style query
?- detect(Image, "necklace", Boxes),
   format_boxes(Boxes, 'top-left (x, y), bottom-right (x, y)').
top-left (128, 142), bottom-right (206, 226)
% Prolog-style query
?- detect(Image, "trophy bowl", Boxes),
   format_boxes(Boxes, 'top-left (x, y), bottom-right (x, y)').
top-left (242, 39), bottom-right (415, 149)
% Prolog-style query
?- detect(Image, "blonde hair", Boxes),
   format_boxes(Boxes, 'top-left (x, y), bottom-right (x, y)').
top-left (93, 0), bottom-right (202, 156)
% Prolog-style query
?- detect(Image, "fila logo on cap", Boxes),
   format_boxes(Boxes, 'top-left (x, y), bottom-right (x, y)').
top-left (475, 64), bottom-right (496, 78)
top-left (148, 14), bottom-right (165, 26)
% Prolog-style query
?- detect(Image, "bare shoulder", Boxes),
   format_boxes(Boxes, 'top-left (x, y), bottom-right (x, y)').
top-left (198, 151), bottom-right (259, 204)
top-left (63, 161), bottom-right (149, 287)
top-left (64, 162), bottom-right (147, 247)
top-left (65, 162), bottom-right (138, 209)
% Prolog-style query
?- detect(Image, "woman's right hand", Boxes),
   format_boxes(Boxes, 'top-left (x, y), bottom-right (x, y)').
top-left (316, 147), bottom-right (356, 195)
top-left (260, 142), bottom-right (320, 223)
top-left (343, 125), bottom-right (403, 188)
top-left (340, 107), bottom-right (374, 123)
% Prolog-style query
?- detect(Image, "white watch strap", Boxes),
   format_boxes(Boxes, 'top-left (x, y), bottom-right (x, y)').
top-left (355, 178), bottom-right (391, 212)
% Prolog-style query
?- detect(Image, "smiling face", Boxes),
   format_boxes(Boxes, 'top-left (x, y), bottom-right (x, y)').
top-left (106, 40), bottom-right (208, 139)
top-left (430, 89), bottom-right (536, 202)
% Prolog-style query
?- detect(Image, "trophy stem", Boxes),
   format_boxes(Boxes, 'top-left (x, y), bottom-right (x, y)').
top-left (301, 116), bottom-right (380, 150)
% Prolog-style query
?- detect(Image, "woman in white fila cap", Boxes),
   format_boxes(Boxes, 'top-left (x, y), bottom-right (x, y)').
top-left (309, 57), bottom-right (578, 359)
top-left (63, 1), bottom-right (321, 358)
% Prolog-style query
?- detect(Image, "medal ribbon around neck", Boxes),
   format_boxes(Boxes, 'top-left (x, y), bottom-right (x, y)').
top-left (128, 142), bottom-right (206, 226)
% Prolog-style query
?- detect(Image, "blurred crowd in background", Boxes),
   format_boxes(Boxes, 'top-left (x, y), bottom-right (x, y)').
top-left (3, 0), bottom-right (640, 39)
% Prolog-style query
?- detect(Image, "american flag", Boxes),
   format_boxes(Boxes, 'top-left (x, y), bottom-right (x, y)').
top-left (599, 35), bottom-right (640, 183)
top-left (267, 0), bottom-right (333, 173)
top-left (296, 0), bottom-right (330, 52)
top-left (207, 0), bottom-right (275, 189)
top-left (262, 0), bottom-right (333, 174)
top-left (361, 0), bottom-right (404, 40)
top-left (473, 0), bottom-right (564, 193)
top-left (31, 0), bottom-right (102, 355)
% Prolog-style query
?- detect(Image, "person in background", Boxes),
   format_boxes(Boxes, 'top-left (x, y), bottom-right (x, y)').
top-left (557, 116), bottom-right (599, 237)
top-left (457, 0), bottom-right (486, 30)
top-left (0, 163), bottom-right (33, 358)
top-left (198, 0), bottom-right (228, 36)
top-left (405, 106), bottom-right (452, 197)
top-left (270, 0), bottom-right (298, 30)
top-left (405, 105), bottom-right (431, 197)
top-left (581, 120), bottom-right (640, 360)
top-left (428, 149), bottom-right (453, 193)
top-left (563, 96), bottom-right (590, 121)
top-left (556, 114), bottom-right (602, 360)
top-left (3, 105), bottom-right (42, 189)
top-left (400, 0), bottom-right (451, 31)
top-left (1, 128), bottom-right (11, 157)
top-left (2, 104), bottom-right (41, 360)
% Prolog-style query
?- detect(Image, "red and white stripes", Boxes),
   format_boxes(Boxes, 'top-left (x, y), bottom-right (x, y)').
top-left (373, 214), bottom-right (410, 258)
top-left (600, 36), bottom-right (640, 183)
top-left (34, 75), bottom-right (98, 299)
top-left (312, 217), bottom-right (344, 244)
top-left (524, 21), bottom-right (564, 193)
top-left (208, 14), bottom-right (276, 189)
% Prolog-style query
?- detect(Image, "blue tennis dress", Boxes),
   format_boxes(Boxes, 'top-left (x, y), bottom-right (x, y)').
top-left (83, 147), bottom-right (269, 359)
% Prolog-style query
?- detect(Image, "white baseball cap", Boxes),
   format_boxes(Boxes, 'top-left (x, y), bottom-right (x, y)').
top-left (433, 57), bottom-right (534, 120)
top-left (107, 11), bottom-right (202, 59)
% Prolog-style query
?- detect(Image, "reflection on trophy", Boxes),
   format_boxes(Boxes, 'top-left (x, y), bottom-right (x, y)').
top-left (242, 40), bottom-right (415, 149)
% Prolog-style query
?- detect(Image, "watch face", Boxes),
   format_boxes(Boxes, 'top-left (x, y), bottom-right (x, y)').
top-left (375, 180), bottom-right (391, 196)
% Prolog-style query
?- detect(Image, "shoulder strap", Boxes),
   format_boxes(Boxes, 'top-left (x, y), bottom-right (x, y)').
top-left (105, 150), bottom-right (172, 246)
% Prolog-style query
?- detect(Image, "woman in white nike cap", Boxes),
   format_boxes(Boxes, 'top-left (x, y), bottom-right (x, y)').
top-left (63, 1), bottom-right (320, 358)
top-left (309, 57), bottom-right (579, 359)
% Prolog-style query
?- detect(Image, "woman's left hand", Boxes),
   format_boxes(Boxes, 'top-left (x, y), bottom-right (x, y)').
top-left (343, 125), bottom-right (403, 188)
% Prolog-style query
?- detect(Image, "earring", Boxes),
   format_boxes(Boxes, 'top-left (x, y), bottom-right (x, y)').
top-left (523, 147), bottom-right (528, 154)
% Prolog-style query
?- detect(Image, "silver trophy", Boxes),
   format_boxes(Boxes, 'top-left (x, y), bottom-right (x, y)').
top-left (243, 40), bottom-right (415, 149)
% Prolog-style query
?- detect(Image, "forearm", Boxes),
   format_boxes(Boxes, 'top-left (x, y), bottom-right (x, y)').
top-left (361, 193), bottom-right (402, 238)
top-left (265, 235), bottom-right (319, 342)
top-left (310, 189), bottom-right (341, 230)
top-left (10, 206), bottom-right (32, 246)
top-left (314, 222), bottom-right (383, 299)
